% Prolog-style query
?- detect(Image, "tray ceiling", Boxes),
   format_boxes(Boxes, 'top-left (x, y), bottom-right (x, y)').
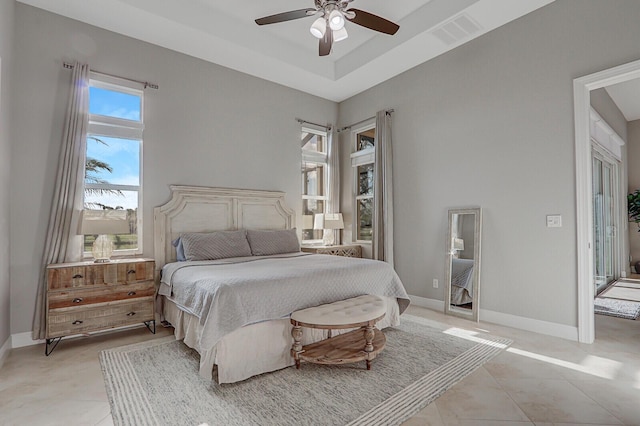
top-left (18, 0), bottom-right (554, 102)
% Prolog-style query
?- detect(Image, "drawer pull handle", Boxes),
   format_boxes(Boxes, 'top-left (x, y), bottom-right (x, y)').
top-left (127, 269), bottom-right (136, 275)
top-left (127, 291), bottom-right (137, 296)
top-left (72, 274), bottom-right (83, 279)
top-left (72, 320), bottom-right (83, 325)
top-left (126, 312), bottom-right (136, 317)
top-left (72, 298), bottom-right (83, 303)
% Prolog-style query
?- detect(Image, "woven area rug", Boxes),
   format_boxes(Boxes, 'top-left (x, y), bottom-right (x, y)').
top-left (595, 280), bottom-right (640, 320)
top-left (595, 297), bottom-right (640, 319)
top-left (100, 315), bottom-right (511, 426)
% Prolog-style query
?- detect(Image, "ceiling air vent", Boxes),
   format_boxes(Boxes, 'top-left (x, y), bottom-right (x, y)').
top-left (430, 13), bottom-right (482, 46)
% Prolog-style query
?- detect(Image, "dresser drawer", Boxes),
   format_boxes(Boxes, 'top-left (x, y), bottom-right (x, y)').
top-left (47, 281), bottom-right (155, 310)
top-left (47, 298), bottom-right (155, 338)
top-left (48, 260), bottom-right (154, 290)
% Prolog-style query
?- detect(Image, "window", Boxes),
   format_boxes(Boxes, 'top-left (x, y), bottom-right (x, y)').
top-left (83, 75), bottom-right (144, 256)
top-left (351, 126), bottom-right (375, 242)
top-left (301, 127), bottom-right (328, 244)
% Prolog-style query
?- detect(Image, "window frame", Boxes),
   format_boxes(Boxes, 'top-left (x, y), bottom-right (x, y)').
top-left (301, 126), bottom-right (328, 245)
top-left (351, 122), bottom-right (376, 244)
top-left (83, 73), bottom-right (145, 259)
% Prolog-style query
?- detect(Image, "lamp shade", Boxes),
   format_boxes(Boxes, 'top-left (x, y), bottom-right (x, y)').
top-left (310, 17), bottom-right (326, 39)
top-left (328, 9), bottom-right (345, 30)
top-left (79, 209), bottom-right (130, 235)
top-left (453, 237), bottom-right (464, 251)
top-left (314, 213), bottom-right (344, 230)
top-left (333, 26), bottom-right (348, 42)
top-left (302, 214), bottom-right (314, 229)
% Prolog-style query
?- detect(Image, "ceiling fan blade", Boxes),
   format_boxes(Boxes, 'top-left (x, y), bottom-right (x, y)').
top-left (347, 8), bottom-right (399, 35)
top-left (319, 28), bottom-right (333, 56)
top-left (255, 8), bottom-right (316, 25)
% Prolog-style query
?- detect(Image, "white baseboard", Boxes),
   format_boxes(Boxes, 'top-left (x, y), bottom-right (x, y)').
top-left (0, 335), bottom-right (11, 369)
top-left (408, 294), bottom-right (579, 341)
top-left (409, 294), bottom-right (445, 312)
top-left (12, 331), bottom-right (43, 349)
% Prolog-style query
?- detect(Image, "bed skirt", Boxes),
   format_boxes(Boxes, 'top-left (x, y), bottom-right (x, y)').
top-left (162, 296), bottom-right (401, 383)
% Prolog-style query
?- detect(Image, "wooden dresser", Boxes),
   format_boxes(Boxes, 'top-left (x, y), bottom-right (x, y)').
top-left (45, 258), bottom-right (155, 355)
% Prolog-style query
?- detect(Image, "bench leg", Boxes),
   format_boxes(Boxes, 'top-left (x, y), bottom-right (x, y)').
top-left (364, 324), bottom-right (375, 370)
top-left (291, 323), bottom-right (303, 369)
top-left (364, 325), bottom-right (375, 353)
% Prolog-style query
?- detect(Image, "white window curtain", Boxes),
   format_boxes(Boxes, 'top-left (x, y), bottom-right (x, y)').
top-left (325, 129), bottom-right (340, 244)
top-left (372, 110), bottom-right (394, 266)
top-left (32, 62), bottom-right (89, 340)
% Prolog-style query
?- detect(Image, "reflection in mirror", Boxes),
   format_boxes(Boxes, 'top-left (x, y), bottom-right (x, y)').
top-left (444, 208), bottom-right (482, 321)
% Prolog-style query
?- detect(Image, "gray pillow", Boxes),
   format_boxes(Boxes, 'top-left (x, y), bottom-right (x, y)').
top-left (246, 229), bottom-right (300, 256)
top-left (180, 230), bottom-right (252, 261)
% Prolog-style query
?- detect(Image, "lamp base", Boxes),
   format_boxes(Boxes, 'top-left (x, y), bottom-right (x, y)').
top-left (322, 231), bottom-right (335, 246)
top-left (92, 234), bottom-right (114, 263)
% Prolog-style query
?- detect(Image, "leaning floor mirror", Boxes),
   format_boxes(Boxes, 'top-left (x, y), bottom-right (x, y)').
top-left (444, 207), bottom-right (482, 321)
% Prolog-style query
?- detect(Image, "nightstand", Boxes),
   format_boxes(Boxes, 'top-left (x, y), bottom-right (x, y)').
top-left (301, 244), bottom-right (362, 258)
top-left (45, 258), bottom-right (156, 355)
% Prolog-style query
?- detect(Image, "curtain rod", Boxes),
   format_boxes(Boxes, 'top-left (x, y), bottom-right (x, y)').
top-left (296, 117), bottom-right (332, 131)
top-left (63, 62), bottom-right (159, 90)
top-left (337, 109), bottom-right (394, 133)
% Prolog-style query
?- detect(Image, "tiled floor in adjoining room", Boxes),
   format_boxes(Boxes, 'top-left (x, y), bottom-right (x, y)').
top-left (1, 306), bottom-right (639, 425)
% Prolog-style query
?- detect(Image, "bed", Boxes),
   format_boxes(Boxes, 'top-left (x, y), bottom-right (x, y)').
top-left (450, 257), bottom-right (474, 305)
top-left (154, 186), bottom-right (410, 383)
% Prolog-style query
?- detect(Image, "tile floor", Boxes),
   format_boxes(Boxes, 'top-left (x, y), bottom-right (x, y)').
top-left (1, 306), bottom-right (639, 425)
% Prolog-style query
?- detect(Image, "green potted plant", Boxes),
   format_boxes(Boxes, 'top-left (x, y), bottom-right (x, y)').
top-left (629, 189), bottom-right (640, 231)
top-left (628, 190), bottom-right (640, 273)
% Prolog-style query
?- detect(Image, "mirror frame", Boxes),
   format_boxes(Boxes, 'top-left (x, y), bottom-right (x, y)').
top-left (444, 207), bottom-right (482, 321)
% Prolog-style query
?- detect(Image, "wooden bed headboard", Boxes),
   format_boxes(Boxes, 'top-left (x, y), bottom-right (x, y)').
top-left (153, 186), bottom-right (295, 271)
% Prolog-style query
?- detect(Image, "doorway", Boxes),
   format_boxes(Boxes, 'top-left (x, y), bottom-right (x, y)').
top-left (574, 58), bottom-right (640, 344)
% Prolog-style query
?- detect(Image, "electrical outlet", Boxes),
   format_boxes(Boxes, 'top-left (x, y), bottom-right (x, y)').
top-left (433, 279), bottom-right (438, 288)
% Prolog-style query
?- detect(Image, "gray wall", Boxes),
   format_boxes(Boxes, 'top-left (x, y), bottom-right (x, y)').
top-left (628, 120), bottom-right (640, 265)
top-left (0, 0), bottom-right (15, 349)
top-left (339, 0), bottom-right (640, 327)
top-left (9, 4), bottom-right (338, 334)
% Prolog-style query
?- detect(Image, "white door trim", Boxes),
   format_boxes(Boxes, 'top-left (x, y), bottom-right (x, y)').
top-left (574, 58), bottom-right (640, 343)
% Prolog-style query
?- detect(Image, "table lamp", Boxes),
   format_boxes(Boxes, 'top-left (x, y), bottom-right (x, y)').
top-left (314, 213), bottom-right (344, 246)
top-left (79, 209), bottom-right (130, 262)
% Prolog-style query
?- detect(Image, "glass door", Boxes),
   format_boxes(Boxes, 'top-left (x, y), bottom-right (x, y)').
top-left (592, 151), bottom-right (618, 293)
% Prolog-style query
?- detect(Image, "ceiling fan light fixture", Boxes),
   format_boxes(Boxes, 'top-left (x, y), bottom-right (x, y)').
top-left (309, 17), bottom-right (327, 39)
top-left (333, 26), bottom-right (348, 42)
top-left (328, 9), bottom-right (345, 31)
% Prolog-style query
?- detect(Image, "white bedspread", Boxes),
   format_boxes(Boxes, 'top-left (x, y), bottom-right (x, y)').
top-left (451, 258), bottom-right (474, 297)
top-left (160, 253), bottom-right (410, 351)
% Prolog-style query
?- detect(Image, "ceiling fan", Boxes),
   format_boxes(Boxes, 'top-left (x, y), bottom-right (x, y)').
top-left (255, 0), bottom-right (400, 56)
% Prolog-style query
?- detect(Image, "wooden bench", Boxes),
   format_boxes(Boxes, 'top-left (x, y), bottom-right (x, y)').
top-left (290, 294), bottom-right (386, 370)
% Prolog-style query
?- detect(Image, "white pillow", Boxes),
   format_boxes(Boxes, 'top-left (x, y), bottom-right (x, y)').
top-left (180, 230), bottom-right (252, 261)
top-left (246, 229), bottom-right (300, 256)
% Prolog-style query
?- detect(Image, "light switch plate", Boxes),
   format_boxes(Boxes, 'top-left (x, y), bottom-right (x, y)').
top-left (547, 215), bottom-right (562, 227)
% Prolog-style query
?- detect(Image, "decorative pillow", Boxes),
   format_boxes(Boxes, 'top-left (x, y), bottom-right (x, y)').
top-left (180, 230), bottom-right (252, 261)
top-left (171, 237), bottom-right (186, 261)
top-left (246, 229), bottom-right (300, 256)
